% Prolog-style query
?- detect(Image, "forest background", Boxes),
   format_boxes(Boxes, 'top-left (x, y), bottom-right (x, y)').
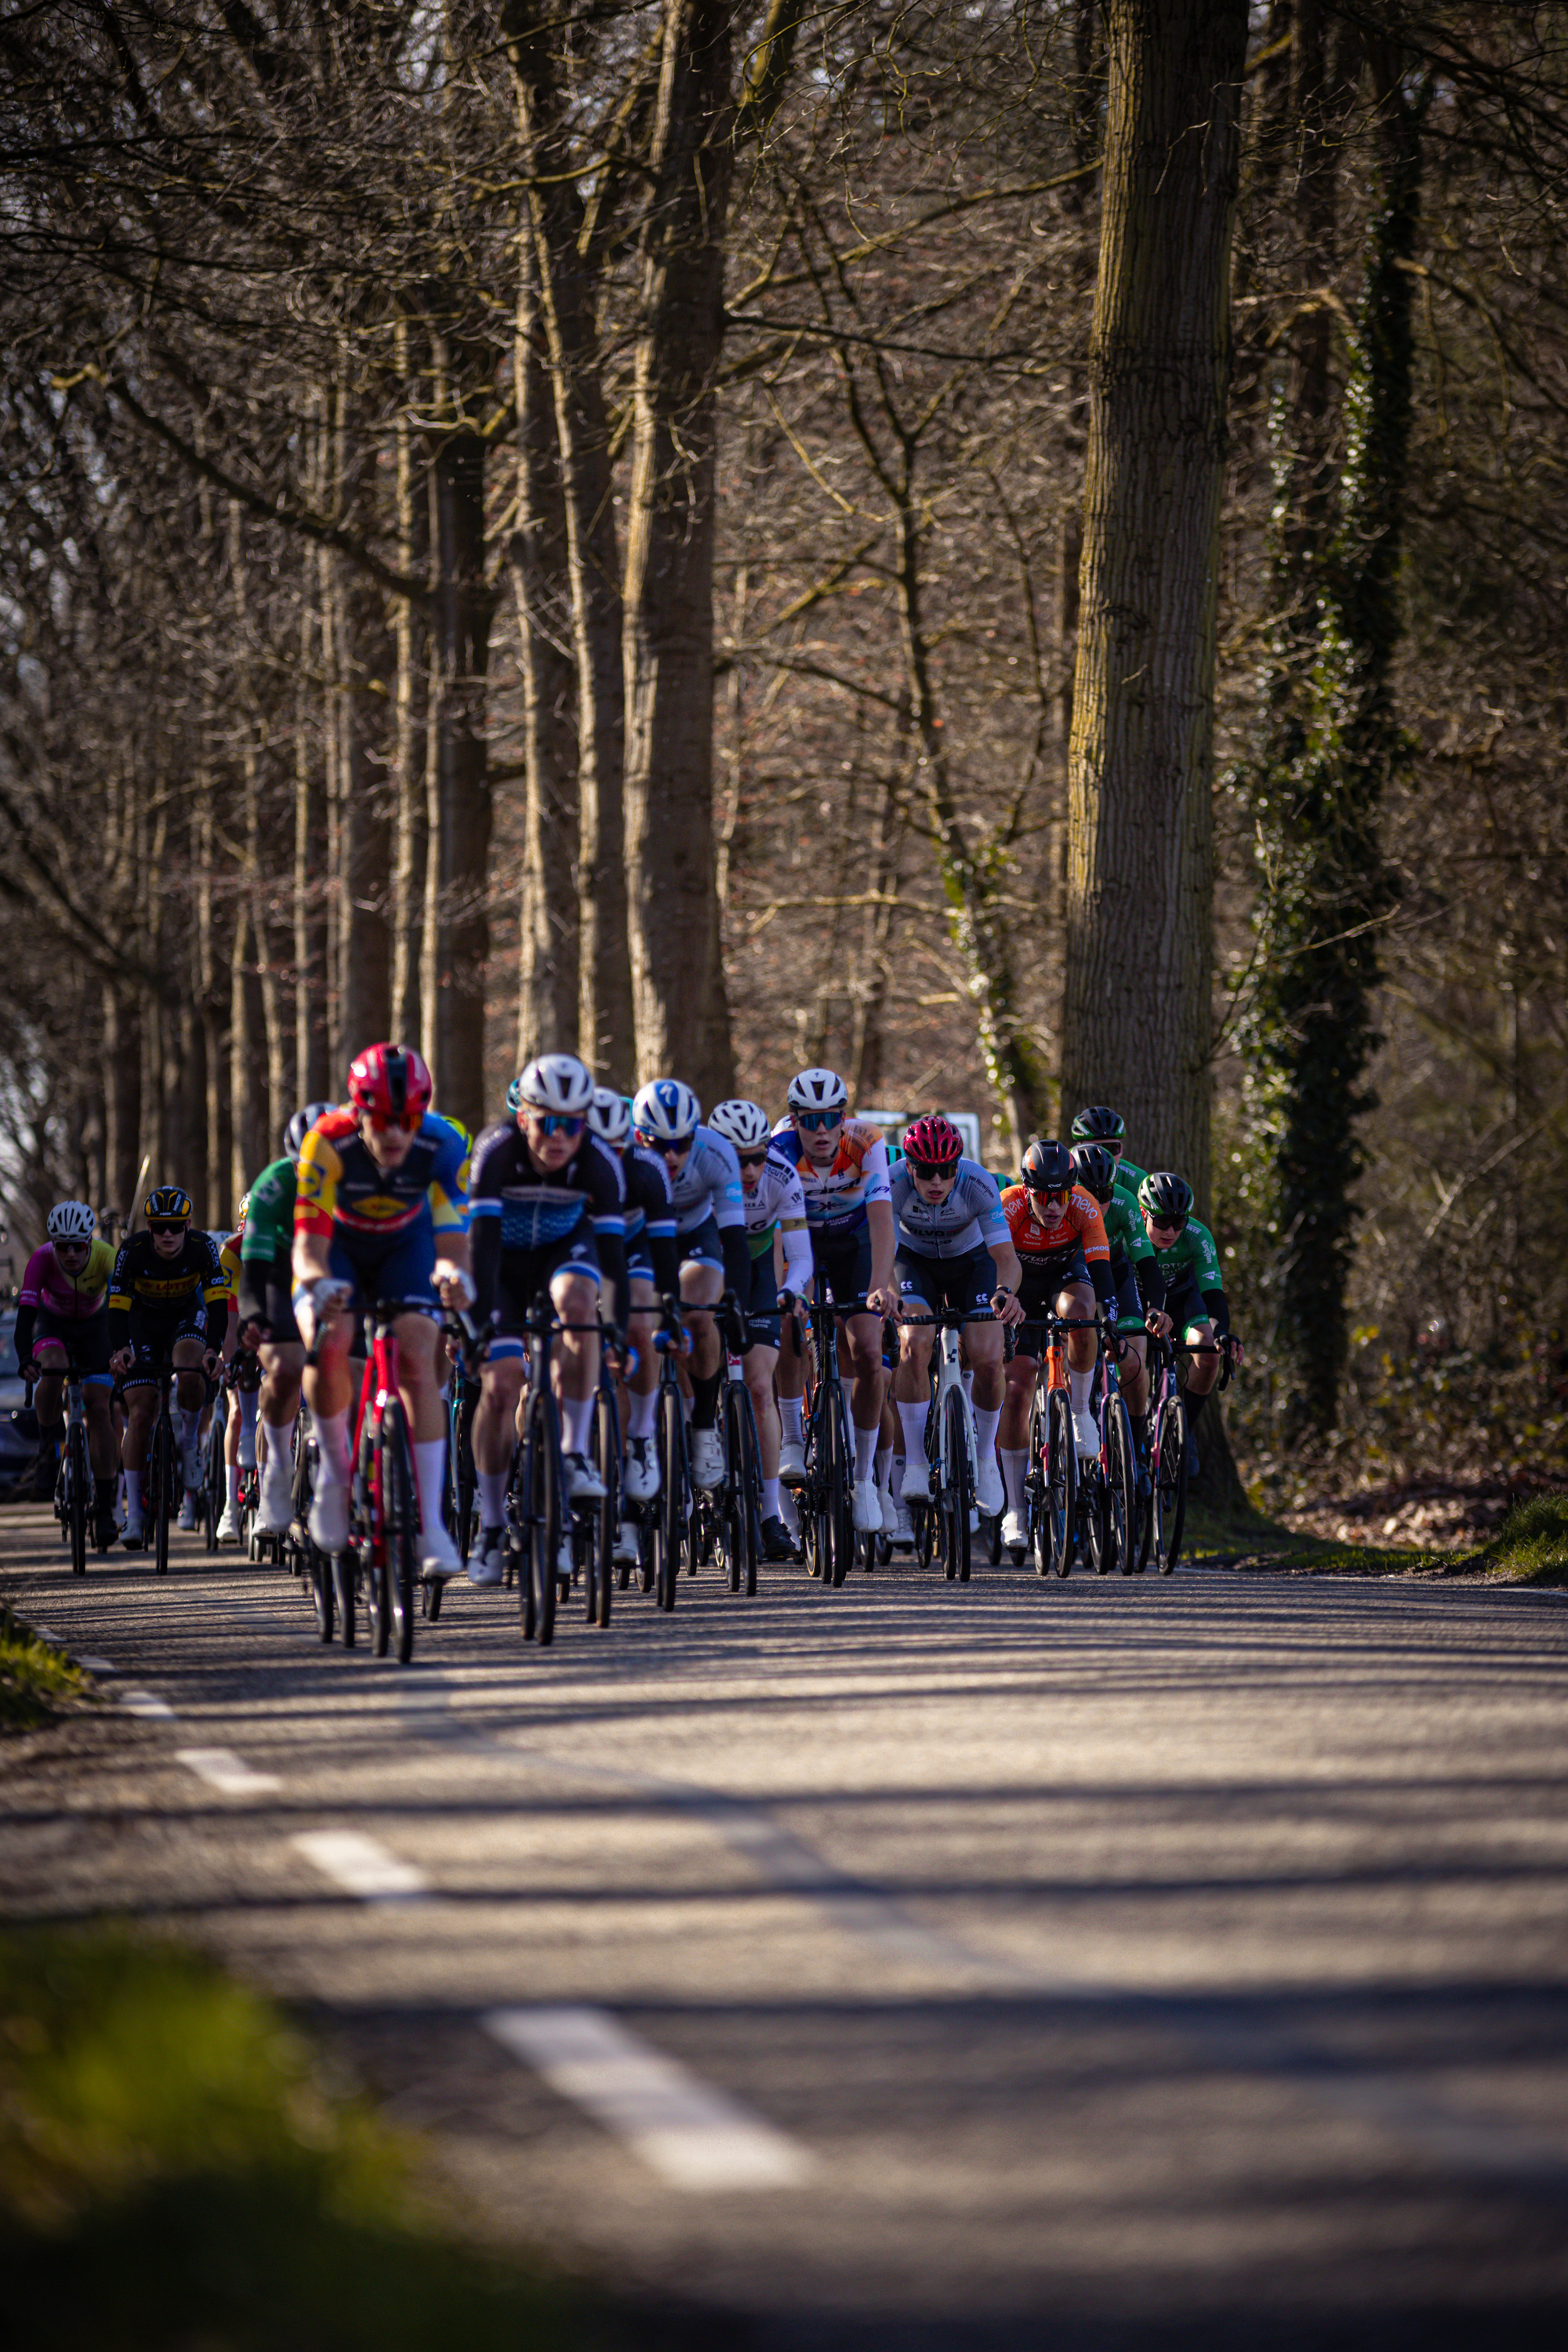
top-left (2, 0), bottom-right (1565, 1534)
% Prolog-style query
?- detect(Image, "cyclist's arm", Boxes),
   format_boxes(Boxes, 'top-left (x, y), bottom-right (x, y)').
top-left (107, 1236), bottom-right (134, 1322)
top-left (467, 1205), bottom-right (503, 1327)
top-left (648, 1224), bottom-right (682, 1300)
top-left (1200, 1286), bottom-right (1230, 1339)
top-left (13, 1300), bottom-right (36, 1367)
top-left (596, 1225), bottom-right (629, 1331)
top-left (866, 1196), bottom-right (897, 1308)
top-left (986, 1236), bottom-right (1022, 1295)
top-left (780, 1219), bottom-right (814, 1298)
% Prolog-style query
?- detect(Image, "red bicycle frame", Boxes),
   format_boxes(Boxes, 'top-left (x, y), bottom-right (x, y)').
top-left (352, 1316), bottom-right (406, 1576)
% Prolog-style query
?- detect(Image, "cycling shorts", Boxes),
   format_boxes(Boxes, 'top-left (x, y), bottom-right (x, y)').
top-left (486, 1230), bottom-right (602, 1363)
top-left (744, 1247), bottom-right (780, 1352)
top-left (895, 1243), bottom-right (996, 1326)
top-left (1014, 1247), bottom-right (1092, 1360)
top-left (1160, 1267), bottom-right (1209, 1338)
top-left (626, 1243), bottom-right (655, 1286)
top-left (1111, 1257), bottom-right (1145, 1336)
top-left (33, 1305), bottom-right (112, 1385)
top-left (322, 1220), bottom-right (439, 1319)
top-left (809, 1225), bottom-right (873, 1309)
top-left (679, 1213), bottom-right (727, 1272)
top-left (120, 1300), bottom-right (209, 1389)
top-left (247, 1256), bottom-right (302, 1348)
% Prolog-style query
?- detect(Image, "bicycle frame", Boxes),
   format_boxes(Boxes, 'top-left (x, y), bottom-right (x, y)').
top-left (897, 1306), bottom-right (993, 1581)
top-left (783, 1290), bottom-right (862, 1589)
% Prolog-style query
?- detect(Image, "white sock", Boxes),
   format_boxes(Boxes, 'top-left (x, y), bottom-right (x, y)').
top-left (177, 1406), bottom-right (201, 1449)
top-left (854, 1423), bottom-right (877, 1482)
top-left (561, 1393), bottom-right (593, 1456)
top-left (125, 1470), bottom-right (142, 1513)
top-left (314, 1409), bottom-right (350, 1485)
top-left (627, 1388), bottom-right (656, 1440)
top-left (680, 1390), bottom-right (693, 1425)
top-left (875, 1444), bottom-right (893, 1493)
top-left (1069, 1367), bottom-right (1092, 1414)
top-left (414, 1440), bottom-right (446, 1539)
top-left (227, 1465), bottom-right (241, 1508)
top-left (890, 1454), bottom-right (906, 1502)
top-left (779, 1396), bottom-right (804, 1446)
top-left (961, 1369), bottom-right (975, 1406)
top-left (263, 1414), bottom-right (296, 1470)
top-left (975, 1403), bottom-right (1000, 1463)
top-left (238, 1389), bottom-right (259, 1467)
top-left (478, 1470), bottom-right (509, 1526)
top-left (779, 1486), bottom-right (800, 1534)
top-left (897, 1399), bottom-right (928, 1458)
top-left (760, 1475), bottom-right (780, 1519)
top-left (1001, 1448), bottom-right (1028, 1515)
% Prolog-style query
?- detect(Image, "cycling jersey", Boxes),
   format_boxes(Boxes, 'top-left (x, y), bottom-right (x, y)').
top-left (890, 1157), bottom-right (1008, 1260)
top-left (1143, 1212), bottom-right (1229, 1335)
top-left (295, 1109), bottom-right (469, 1242)
top-left (620, 1143), bottom-right (681, 1296)
top-left (107, 1227), bottom-right (230, 1349)
top-left (666, 1127), bottom-right (746, 1237)
top-left (218, 1231), bottom-right (244, 1307)
top-left (17, 1237), bottom-right (114, 1322)
top-left (742, 1152), bottom-right (808, 1255)
top-left (1100, 1191), bottom-right (1153, 1269)
top-left (1112, 1153), bottom-right (1149, 1200)
top-left (241, 1155), bottom-right (298, 1265)
top-left (771, 1116), bottom-right (891, 1236)
top-left (1000, 1182), bottom-right (1110, 1267)
top-left (467, 1125), bottom-right (626, 1330)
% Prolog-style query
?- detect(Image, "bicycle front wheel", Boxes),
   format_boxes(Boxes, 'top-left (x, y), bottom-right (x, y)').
top-left (587, 1384), bottom-right (617, 1628)
top-left (1152, 1395), bottom-right (1188, 1575)
top-left (378, 1399), bottom-right (419, 1664)
top-left (1105, 1394), bottom-right (1137, 1576)
top-left (67, 1424), bottom-right (89, 1576)
top-left (942, 1387), bottom-right (972, 1584)
top-left (730, 1382), bottom-right (761, 1598)
top-left (656, 1381), bottom-right (684, 1612)
top-left (1046, 1390), bottom-right (1076, 1578)
top-left (154, 1417), bottom-right (172, 1577)
top-left (525, 1387), bottom-right (561, 1644)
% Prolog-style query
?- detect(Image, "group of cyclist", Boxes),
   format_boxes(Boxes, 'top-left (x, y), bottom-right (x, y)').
top-left (15, 1035), bottom-right (1240, 1577)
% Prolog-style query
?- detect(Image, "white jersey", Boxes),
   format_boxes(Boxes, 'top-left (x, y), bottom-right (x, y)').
top-left (742, 1152), bottom-right (808, 1250)
top-left (890, 1157), bottom-right (1008, 1260)
top-left (666, 1124), bottom-right (746, 1236)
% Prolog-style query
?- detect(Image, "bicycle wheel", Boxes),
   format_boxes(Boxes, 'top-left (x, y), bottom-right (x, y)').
top-left (731, 1383), bottom-right (761, 1598)
top-left (825, 1396), bottom-right (854, 1589)
top-left (1028, 1388), bottom-right (1051, 1577)
top-left (67, 1423), bottom-right (89, 1576)
top-left (1045, 1390), bottom-right (1076, 1578)
top-left (1104, 1394), bottom-right (1137, 1576)
top-left (361, 1425), bottom-right (392, 1657)
top-left (310, 1547), bottom-right (336, 1642)
top-left (525, 1387), bottom-right (561, 1645)
top-left (333, 1549), bottom-right (357, 1646)
top-left (942, 1387), bottom-right (972, 1584)
top-left (377, 1398), bottom-right (419, 1665)
top-left (1084, 1450), bottom-right (1109, 1577)
top-left (1152, 1394), bottom-right (1188, 1575)
top-left (656, 1381), bottom-right (684, 1612)
top-left (153, 1414), bottom-right (172, 1577)
top-left (587, 1385), bottom-right (617, 1628)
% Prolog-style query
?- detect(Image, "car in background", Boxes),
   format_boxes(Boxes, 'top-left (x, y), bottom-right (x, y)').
top-left (0, 1308), bottom-right (38, 1497)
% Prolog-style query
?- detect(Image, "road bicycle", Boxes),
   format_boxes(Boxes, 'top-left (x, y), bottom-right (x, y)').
top-left (687, 1292), bottom-right (761, 1599)
top-left (630, 1294), bottom-right (695, 1613)
top-left (503, 1295), bottom-right (608, 1642)
top-left (782, 1290), bottom-right (865, 1591)
top-left (443, 1335), bottom-right (481, 1567)
top-left (35, 1346), bottom-right (97, 1575)
top-left (286, 1405), bottom-right (351, 1646)
top-left (1080, 1318), bottom-right (1138, 1578)
top-left (1142, 1332), bottom-right (1237, 1575)
top-left (201, 1378), bottom-right (228, 1553)
top-left (1022, 1313), bottom-right (1096, 1580)
top-left (136, 1347), bottom-right (181, 1578)
top-left (898, 1305), bottom-right (995, 1584)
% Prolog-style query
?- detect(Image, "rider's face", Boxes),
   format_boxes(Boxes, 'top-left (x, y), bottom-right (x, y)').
top-left (522, 1110), bottom-right (583, 1171)
top-left (150, 1225), bottom-right (186, 1256)
top-left (910, 1167), bottom-right (956, 1205)
top-left (797, 1110), bottom-right (844, 1166)
top-left (362, 1116), bottom-right (417, 1168)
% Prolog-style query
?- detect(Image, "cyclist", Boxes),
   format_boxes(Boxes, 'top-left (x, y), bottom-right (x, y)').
top-left (107, 1187), bottom-right (229, 1546)
top-left (630, 1079), bottom-right (752, 1496)
top-left (292, 1044), bottom-right (472, 1580)
top-left (467, 1054), bottom-right (628, 1584)
top-left (708, 1098), bottom-right (813, 1563)
top-left (205, 1199), bottom-right (256, 1540)
top-left (888, 1114), bottom-right (1023, 1523)
top-left (586, 1085), bottom-right (680, 1567)
top-left (14, 1201), bottom-right (118, 1547)
top-left (237, 1102), bottom-right (333, 1537)
top-left (771, 1066), bottom-right (899, 1536)
top-left (996, 1139), bottom-right (1116, 1545)
top-left (1070, 1105), bottom-right (1146, 1199)
top-left (1069, 1139), bottom-right (1161, 1452)
top-left (1136, 1172), bottom-right (1245, 1468)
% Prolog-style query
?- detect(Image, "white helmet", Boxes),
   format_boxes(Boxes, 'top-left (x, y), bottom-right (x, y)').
top-left (47, 1200), bottom-right (96, 1243)
top-left (588, 1087), bottom-right (631, 1149)
top-left (632, 1078), bottom-right (702, 1144)
top-left (708, 1099), bottom-right (771, 1152)
top-left (786, 1066), bottom-right (848, 1115)
top-left (515, 1053), bottom-right (594, 1116)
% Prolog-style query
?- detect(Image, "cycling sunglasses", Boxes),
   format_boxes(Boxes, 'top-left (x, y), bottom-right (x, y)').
top-left (906, 1157), bottom-right (956, 1180)
top-left (797, 1109), bottom-right (844, 1131)
top-left (529, 1112), bottom-right (584, 1137)
top-left (736, 1149), bottom-right (770, 1170)
top-left (635, 1127), bottom-right (692, 1156)
top-left (1148, 1214), bottom-right (1188, 1236)
top-left (364, 1107), bottom-right (422, 1134)
top-left (53, 1236), bottom-right (91, 1254)
top-left (148, 1218), bottom-right (189, 1233)
top-left (1025, 1181), bottom-right (1073, 1206)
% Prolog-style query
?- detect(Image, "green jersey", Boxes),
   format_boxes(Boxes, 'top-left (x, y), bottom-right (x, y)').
top-left (1112, 1152), bottom-right (1148, 1200)
top-left (1147, 1212), bottom-right (1224, 1295)
top-left (1101, 1190), bottom-right (1152, 1265)
top-left (241, 1156), bottom-right (297, 1265)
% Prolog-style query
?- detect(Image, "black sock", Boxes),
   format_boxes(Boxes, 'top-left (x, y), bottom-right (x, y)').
top-left (691, 1370), bottom-right (722, 1430)
top-left (1186, 1388), bottom-right (1208, 1429)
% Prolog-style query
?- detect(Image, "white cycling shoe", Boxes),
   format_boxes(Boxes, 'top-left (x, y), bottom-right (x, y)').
top-left (177, 1491), bottom-right (198, 1532)
top-left (419, 1519), bottom-right (464, 1581)
top-left (689, 1428), bottom-right (724, 1491)
top-left (469, 1530), bottom-right (506, 1588)
top-left (622, 1436), bottom-right (659, 1502)
top-left (613, 1520), bottom-right (640, 1566)
top-left (975, 1455), bottom-right (1004, 1517)
top-left (308, 1482), bottom-right (350, 1555)
top-left (889, 1497), bottom-right (915, 1550)
top-left (181, 1440), bottom-right (205, 1492)
top-left (122, 1506), bottom-right (145, 1548)
top-left (216, 1497), bottom-right (241, 1545)
top-left (852, 1479), bottom-right (881, 1534)
top-left (900, 1457), bottom-right (931, 1503)
top-left (256, 1456), bottom-right (294, 1534)
top-left (564, 1451), bottom-right (607, 1504)
top-left (1001, 1507), bottom-right (1028, 1551)
top-left (778, 1439), bottom-right (806, 1486)
top-left (1073, 1410), bottom-right (1101, 1458)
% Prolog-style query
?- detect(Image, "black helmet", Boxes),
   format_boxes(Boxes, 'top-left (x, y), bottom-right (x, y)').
top-left (1022, 1138), bottom-right (1074, 1193)
top-left (1138, 1171), bottom-right (1192, 1227)
top-left (144, 1185), bottom-right (192, 1228)
top-left (1070, 1105), bottom-right (1125, 1145)
top-left (285, 1102), bottom-right (334, 1162)
top-left (1069, 1142), bottom-right (1117, 1204)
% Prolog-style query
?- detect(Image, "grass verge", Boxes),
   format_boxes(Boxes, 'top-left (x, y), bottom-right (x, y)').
top-left (1181, 1496), bottom-right (1433, 1576)
top-left (0, 1924), bottom-right (595, 2351)
top-left (0, 1602), bottom-right (93, 1732)
top-left (1461, 1491), bottom-right (1568, 1586)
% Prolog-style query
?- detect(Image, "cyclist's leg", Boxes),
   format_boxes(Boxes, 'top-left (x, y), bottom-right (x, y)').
top-left (620, 1266), bottom-right (660, 1507)
top-left (892, 1252), bottom-right (935, 1494)
top-left (299, 1235), bottom-right (363, 1503)
top-left (774, 1283), bottom-right (808, 1477)
top-left (679, 1226), bottom-right (724, 1485)
top-left (742, 1243), bottom-right (782, 1524)
top-left (1056, 1276), bottom-right (1098, 1447)
top-left (951, 1251), bottom-right (1005, 1510)
top-left (550, 1265), bottom-right (603, 1461)
top-left (1183, 1316), bottom-right (1219, 1396)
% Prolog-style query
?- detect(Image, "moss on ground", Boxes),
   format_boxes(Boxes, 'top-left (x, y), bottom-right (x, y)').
top-left (1461, 1491), bottom-right (1568, 1587)
top-left (0, 1926), bottom-right (595, 2351)
top-left (0, 1602), bottom-right (93, 1732)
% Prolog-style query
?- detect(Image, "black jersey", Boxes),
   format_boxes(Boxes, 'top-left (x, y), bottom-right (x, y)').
top-left (107, 1227), bottom-right (229, 1346)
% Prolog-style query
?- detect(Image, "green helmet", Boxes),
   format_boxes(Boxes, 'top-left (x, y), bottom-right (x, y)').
top-left (1138, 1171), bottom-right (1192, 1226)
top-left (1069, 1105), bottom-right (1125, 1145)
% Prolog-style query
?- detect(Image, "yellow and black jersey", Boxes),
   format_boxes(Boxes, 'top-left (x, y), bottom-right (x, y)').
top-left (108, 1227), bottom-right (230, 1321)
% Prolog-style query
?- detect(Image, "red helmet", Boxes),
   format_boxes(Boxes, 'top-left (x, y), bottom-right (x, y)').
top-left (347, 1043), bottom-right (432, 1130)
top-left (902, 1114), bottom-right (964, 1171)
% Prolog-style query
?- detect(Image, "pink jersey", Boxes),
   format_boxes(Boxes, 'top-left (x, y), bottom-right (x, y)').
top-left (18, 1236), bottom-right (115, 1321)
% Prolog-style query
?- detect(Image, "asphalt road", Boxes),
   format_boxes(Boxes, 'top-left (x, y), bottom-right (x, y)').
top-left (4, 1502), bottom-right (1568, 2348)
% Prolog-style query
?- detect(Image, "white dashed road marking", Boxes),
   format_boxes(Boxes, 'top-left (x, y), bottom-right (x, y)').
top-left (119, 1687), bottom-right (176, 1720)
top-left (485, 2005), bottom-right (814, 2191)
top-left (176, 1747), bottom-right (281, 1797)
top-left (291, 1830), bottom-right (430, 1900)
top-left (77, 1655), bottom-right (118, 1673)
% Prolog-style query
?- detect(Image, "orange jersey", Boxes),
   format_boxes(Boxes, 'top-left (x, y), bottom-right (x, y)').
top-left (1000, 1182), bottom-right (1110, 1264)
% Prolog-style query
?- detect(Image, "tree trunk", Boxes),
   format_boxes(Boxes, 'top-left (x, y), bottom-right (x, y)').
top-left (294, 600), bottom-right (331, 1105)
top-left (230, 898), bottom-right (270, 1206)
top-left (196, 782), bottom-right (231, 1229)
top-left (1061, 0), bottom-right (1248, 1210)
top-left (338, 563), bottom-right (395, 1052)
top-left (392, 337), bottom-right (430, 1050)
top-left (423, 428), bottom-right (492, 1131)
top-left (511, 233), bottom-right (579, 1059)
top-left (621, 0), bottom-right (736, 1103)
top-left (103, 982), bottom-right (142, 1225)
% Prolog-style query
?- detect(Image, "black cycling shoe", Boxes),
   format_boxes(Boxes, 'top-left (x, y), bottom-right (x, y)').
top-left (760, 1515), bottom-right (798, 1563)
